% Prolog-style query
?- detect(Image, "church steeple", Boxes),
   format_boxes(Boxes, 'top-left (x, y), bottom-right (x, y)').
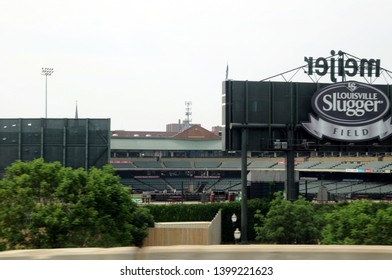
top-left (75, 101), bottom-right (79, 119)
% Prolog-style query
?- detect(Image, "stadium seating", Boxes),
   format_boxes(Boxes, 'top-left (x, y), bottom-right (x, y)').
top-left (220, 161), bottom-right (242, 168)
top-left (193, 178), bottom-right (220, 192)
top-left (331, 162), bottom-right (362, 170)
top-left (165, 178), bottom-right (192, 191)
top-left (194, 161), bottom-right (222, 168)
top-left (248, 161), bottom-right (277, 169)
top-left (137, 178), bottom-right (171, 191)
top-left (163, 161), bottom-right (193, 168)
top-left (112, 156), bottom-right (392, 200)
top-left (121, 178), bottom-right (157, 192)
top-left (308, 161), bottom-right (342, 169)
top-left (132, 161), bottom-right (164, 168)
top-left (111, 162), bottom-right (136, 169)
top-left (295, 161), bottom-right (321, 169)
top-left (209, 178), bottom-right (241, 191)
top-left (359, 161), bottom-right (392, 171)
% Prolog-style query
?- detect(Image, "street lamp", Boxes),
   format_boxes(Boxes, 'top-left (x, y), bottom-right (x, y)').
top-left (41, 67), bottom-right (54, 118)
top-left (231, 213), bottom-right (237, 224)
top-left (234, 228), bottom-right (241, 244)
top-left (231, 213), bottom-right (238, 244)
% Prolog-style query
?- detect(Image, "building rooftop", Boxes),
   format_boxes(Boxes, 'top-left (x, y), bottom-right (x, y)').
top-left (111, 125), bottom-right (220, 140)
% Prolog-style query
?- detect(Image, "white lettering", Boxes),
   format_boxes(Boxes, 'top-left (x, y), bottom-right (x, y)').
top-left (321, 92), bottom-right (382, 117)
top-left (331, 126), bottom-right (371, 137)
top-left (322, 95), bottom-right (333, 111)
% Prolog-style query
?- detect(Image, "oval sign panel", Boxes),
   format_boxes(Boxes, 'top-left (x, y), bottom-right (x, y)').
top-left (312, 81), bottom-right (389, 125)
top-left (302, 81), bottom-right (392, 141)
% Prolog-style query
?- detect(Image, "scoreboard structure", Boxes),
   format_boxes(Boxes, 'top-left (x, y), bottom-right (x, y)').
top-left (222, 80), bottom-right (392, 152)
top-left (222, 50), bottom-right (392, 242)
top-left (0, 118), bottom-right (110, 174)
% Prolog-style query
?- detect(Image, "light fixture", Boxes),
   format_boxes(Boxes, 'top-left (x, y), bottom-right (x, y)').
top-left (234, 228), bottom-right (241, 243)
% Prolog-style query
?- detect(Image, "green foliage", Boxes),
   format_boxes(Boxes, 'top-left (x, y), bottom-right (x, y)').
top-left (145, 193), bottom-right (392, 245)
top-left (145, 203), bottom-right (221, 222)
top-left (321, 200), bottom-right (392, 245)
top-left (129, 207), bottom-right (155, 247)
top-left (254, 194), bottom-right (392, 245)
top-left (254, 192), bottom-right (320, 244)
top-left (6, 159), bottom-right (391, 249)
top-left (0, 159), bottom-right (154, 250)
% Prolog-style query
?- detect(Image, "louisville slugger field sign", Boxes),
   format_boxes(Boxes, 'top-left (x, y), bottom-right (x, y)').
top-left (302, 81), bottom-right (392, 141)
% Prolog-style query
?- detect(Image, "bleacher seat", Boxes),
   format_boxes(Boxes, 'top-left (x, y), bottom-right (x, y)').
top-left (209, 178), bottom-right (241, 191)
top-left (220, 161), bottom-right (241, 168)
top-left (248, 161), bottom-right (277, 169)
top-left (309, 161), bottom-right (341, 169)
top-left (165, 178), bottom-right (192, 190)
top-left (194, 161), bottom-right (222, 168)
top-left (138, 178), bottom-right (170, 191)
top-left (163, 161), bottom-right (193, 168)
top-left (360, 161), bottom-right (392, 170)
top-left (295, 161), bottom-right (321, 169)
top-left (133, 161), bottom-right (164, 168)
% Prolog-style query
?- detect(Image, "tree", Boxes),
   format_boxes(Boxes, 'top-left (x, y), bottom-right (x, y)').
top-left (321, 200), bottom-right (392, 245)
top-left (0, 159), bottom-right (154, 250)
top-left (368, 206), bottom-right (392, 245)
top-left (254, 192), bottom-right (320, 244)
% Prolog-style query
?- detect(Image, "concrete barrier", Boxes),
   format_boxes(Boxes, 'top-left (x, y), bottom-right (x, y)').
top-left (0, 247), bottom-right (139, 260)
top-left (0, 245), bottom-right (392, 260)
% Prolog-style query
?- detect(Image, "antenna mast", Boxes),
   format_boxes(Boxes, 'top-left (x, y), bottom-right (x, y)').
top-left (184, 101), bottom-right (192, 129)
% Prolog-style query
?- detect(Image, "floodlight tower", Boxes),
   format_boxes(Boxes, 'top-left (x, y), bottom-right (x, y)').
top-left (41, 67), bottom-right (54, 118)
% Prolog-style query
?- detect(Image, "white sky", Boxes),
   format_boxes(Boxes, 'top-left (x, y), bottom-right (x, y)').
top-left (1, 0), bottom-right (391, 131)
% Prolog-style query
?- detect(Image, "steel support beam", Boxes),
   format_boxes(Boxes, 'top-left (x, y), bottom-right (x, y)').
top-left (240, 128), bottom-right (248, 244)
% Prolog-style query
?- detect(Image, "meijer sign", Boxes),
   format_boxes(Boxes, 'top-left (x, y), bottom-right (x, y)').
top-left (304, 50), bottom-right (380, 82)
top-left (302, 81), bottom-right (392, 141)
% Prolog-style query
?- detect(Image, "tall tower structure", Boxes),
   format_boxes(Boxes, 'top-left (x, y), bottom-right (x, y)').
top-left (166, 101), bottom-right (199, 132)
top-left (184, 101), bottom-right (192, 130)
top-left (75, 101), bottom-right (79, 119)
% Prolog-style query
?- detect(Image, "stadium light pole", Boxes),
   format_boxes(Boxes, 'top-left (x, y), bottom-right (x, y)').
top-left (41, 67), bottom-right (54, 118)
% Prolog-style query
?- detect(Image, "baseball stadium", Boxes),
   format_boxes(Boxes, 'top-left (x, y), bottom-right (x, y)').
top-left (1, 51), bottom-right (392, 204)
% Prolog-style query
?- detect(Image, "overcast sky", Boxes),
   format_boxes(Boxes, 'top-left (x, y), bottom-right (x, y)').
top-left (1, 0), bottom-right (391, 131)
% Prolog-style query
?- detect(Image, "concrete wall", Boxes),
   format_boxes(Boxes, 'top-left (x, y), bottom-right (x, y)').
top-left (208, 210), bottom-right (221, 245)
top-left (143, 211), bottom-right (222, 246)
top-left (143, 227), bottom-right (209, 246)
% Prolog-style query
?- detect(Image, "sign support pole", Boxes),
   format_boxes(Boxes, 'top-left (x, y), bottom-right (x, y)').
top-left (241, 127), bottom-right (248, 244)
top-left (286, 125), bottom-right (297, 201)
